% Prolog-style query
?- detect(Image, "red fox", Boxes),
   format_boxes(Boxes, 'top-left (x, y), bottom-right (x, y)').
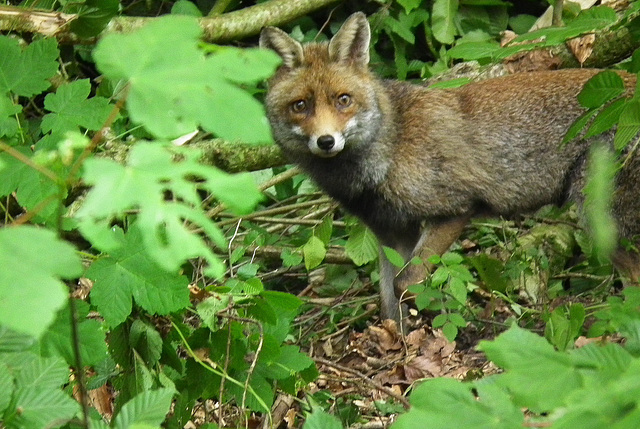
top-left (259, 12), bottom-right (640, 322)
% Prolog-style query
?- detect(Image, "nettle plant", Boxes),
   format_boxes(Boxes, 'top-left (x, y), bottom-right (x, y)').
top-left (0, 16), bottom-right (316, 427)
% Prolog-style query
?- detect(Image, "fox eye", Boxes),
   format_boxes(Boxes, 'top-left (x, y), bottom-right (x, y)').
top-left (291, 100), bottom-right (307, 113)
top-left (336, 94), bottom-right (352, 107)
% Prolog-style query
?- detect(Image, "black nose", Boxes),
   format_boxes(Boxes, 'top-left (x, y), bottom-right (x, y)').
top-left (317, 135), bottom-right (335, 151)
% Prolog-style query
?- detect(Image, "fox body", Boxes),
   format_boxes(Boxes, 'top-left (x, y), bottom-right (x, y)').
top-left (260, 12), bottom-right (640, 322)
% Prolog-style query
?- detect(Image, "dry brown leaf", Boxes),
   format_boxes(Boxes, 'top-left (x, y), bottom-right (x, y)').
top-left (567, 34), bottom-right (596, 65)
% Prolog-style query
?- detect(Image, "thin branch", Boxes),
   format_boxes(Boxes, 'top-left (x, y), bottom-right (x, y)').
top-left (314, 357), bottom-right (411, 410)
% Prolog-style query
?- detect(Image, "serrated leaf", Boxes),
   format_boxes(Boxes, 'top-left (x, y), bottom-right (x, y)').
top-left (393, 377), bottom-right (522, 429)
top-left (382, 246), bottom-right (405, 268)
top-left (314, 215), bottom-right (333, 246)
top-left (113, 388), bottom-right (175, 428)
top-left (7, 387), bottom-right (78, 429)
top-left (86, 225), bottom-right (190, 327)
top-left (0, 362), bottom-right (12, 414)
top-left (345, 224), bottom-right (378, 266)
top-left (584, 98), bottom-right (626, 139)
top-left (77, 142), bottom-right (261, 277)
top-left (129, 320), bottom-right (163, 366)
top-left (432, 0), bottom-right (459, 44)
top-left (0, 37), bottom-right (59, 97)
top-left (197, 294), bottom-right (230, 331)
top-left (478, 325), bottom-right (582, 411)
top-left (41, 79), bottom-right (112, 133)
top-left (448, 41), bottom-right (499, 60)
top-left (93, 15), bottom-right (279, 142)
top-left (303, 235), bottom-right (326, 270)
top-left (448, 277), bottom-right (468, 303)
top-left (441, 252), bottom-right (463, 265)
top-left (303, 410), bottom-right (343, 429)
top-left (578, 71), bottom-right (625, 109)
top-left (614, 100), bottom-right (640, 151)
top-left (15, 356), bottom-right (69, 391)
top-left (40, 300), bottom-right (107, 366)
top-left (0, 227), bottom-right (82, 338)
top-left (69, 0), bottom-right (119, 38)
top-left (563, 108), bottom-right (599, 144)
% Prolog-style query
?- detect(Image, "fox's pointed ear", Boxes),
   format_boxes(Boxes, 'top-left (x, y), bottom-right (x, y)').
top-left (260, 27), bottom-right (304, 69)
top-left (328, 12), bottom-right (370, 68)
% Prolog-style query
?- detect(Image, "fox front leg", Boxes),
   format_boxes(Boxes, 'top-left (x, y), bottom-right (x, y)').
top-left (394, 216), bottom-right (471, 299)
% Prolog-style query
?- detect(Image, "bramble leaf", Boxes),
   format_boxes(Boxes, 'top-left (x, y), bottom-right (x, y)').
top-left (86, 225), bottom-right (190, 327)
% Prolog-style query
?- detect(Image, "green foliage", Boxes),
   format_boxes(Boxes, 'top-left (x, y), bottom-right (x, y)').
top-left (584, 144), bottom-right (619, 261)
top-left (93, 15), bottom-right (279, 142)
top-left (394, 325), bottom-right (640, 428)
top-left (0, 227), bottom-right (82, 338)
top-left (411, 252), bottom-right (474, 341)
top-left (2, 1), bottom-right (640, 427)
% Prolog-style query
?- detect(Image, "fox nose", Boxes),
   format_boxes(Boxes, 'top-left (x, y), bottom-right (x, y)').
top-left (317, 135), bottom-right (335, 151)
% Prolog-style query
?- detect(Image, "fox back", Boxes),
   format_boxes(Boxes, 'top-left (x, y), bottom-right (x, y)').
top-left (260, 13), bottom-right (640, 321)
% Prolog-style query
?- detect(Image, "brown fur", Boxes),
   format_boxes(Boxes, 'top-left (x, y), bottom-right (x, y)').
top-left (260, 13), bottom-right (639, 322)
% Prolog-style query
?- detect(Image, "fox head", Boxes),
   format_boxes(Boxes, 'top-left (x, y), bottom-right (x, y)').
top-left (260, 13), bottom-right (385, 161)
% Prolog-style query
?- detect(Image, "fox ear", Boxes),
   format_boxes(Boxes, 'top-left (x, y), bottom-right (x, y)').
top-left (328, 12), bottom-right (370, 67)
top-left (260, 27), bottom-right (304, 69)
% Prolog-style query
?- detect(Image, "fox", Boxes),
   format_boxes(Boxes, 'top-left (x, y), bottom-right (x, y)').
top-left (259, 12), bottom-right (640, 323)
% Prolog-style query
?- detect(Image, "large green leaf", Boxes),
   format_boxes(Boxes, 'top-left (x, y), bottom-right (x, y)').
top-left (112, 388), bottom-right (175, 428)
top-left (0, 227), bottom-right (82, 338)
top-left (86, 226), bottom-right (191, 327)
top-left (93, 15), bottom-right (279, 142)
top-left (432, 0), bottom-right (459, 44)
top-left (77, 142), bottom-right (262, 277)
top-left (0, 37), bottom-right (59, 97)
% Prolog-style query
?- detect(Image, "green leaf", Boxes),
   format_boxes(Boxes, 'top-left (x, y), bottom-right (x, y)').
top-left (7, 387), bottom-right (79, 429)
top-left (40, 300), bottom-right (108, 366)
top-left (382, 246), bottom-right (405, 268)
top-left (93, 15), bottom-right (279, 142)
top-left (563, 108), bottom-right (599, 144)
top-left (441, 252), bottom-right (463, 265)
top-left (448, 41), bottom-right (500, 60)
top-left (0, 95), bottom-right (21, 139)
top-left (171, 0), bottom-right (203, 16)
top-left (112, 388), bottom-right (175, 428)
top-left (303, 410), bottom-right (343, 429)
top-left (41, 79), bottom-right (113, 133)
top-left (197, 294), bottom-right (230, 331)
top-left (583, 144), bottom-right (618, 261)
top-left (478, 325), bottom-right (582, 412)
top-left (281, 248), bottom-right (303, 267)
top-left (577, 71), bottom-right (625, 109)
top-left (314, 216), bottom-right (333, 246)
top-left (303, 235), bottom-right (326, 270)
top-left (584, 98), bottom-right (626, 138)
top-left (432, 0), bottom-right (459, 44)
top-left (86, 225), bottom-right (190, 327)
top-left (0, 362), bottom-right (12, 414)
top-left (614, 100), bottom-right (640, 151)
top-left (0, 37), bottom-right (59, 97)
top-left (468, 254), bottom-right (508, 293)
top-left (397, 0), bottom-right (422, 14)
top-left (129, 320), bottom-right (163, 366)
top-left (393, 378), bottom-right (522, 429)
top-left (77, 142), bottom-right (261, 277)
top-left (0, 226), bottom-right (82, 338)
top-left (442, 322), bottom-right (458, 341)
top-left (70, 0), bottom-right (119, 38)
top-left (345, 224), bottom-right (378, 266)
